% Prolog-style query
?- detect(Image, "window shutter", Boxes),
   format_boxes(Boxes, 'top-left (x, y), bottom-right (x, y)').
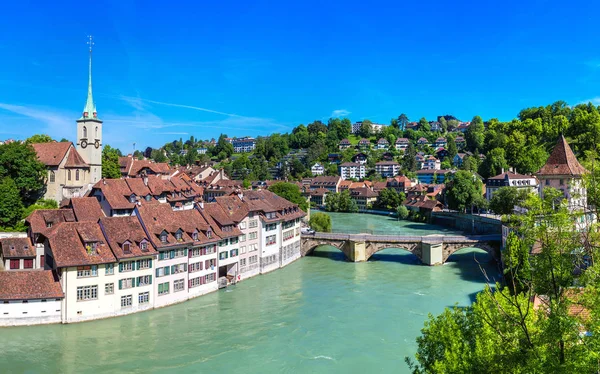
top-left (184, 248), bottom-right (188, 256)
top-left (136, 260), bottom-right (140, 270)
top-left (165, 266), bottom-right (170, 276)
top-left (188, 264), bottom-right (192, 273)
top-left (149, 275), bottom-right (152, 284)
top-left (158, 252), bottom-right (163, 260)
top-left (119, 279), bottom-right (122, 290)
top-left (188, 249), bottom-right (192, 258)
top-left (119, 263), bottom-right (123, 272)
top-left (200, 262), bottom-right (203, 270)
top-left (136, 277), bottom-right (140, 287)
top-left (188, 280), bottom-right (192, 288)
top-left (131, 261), bottom-right (136, 271)
top-left (170, 250), bottom-right (175, 259)
top-left (205, 260), bottom-right (209, 268)
top-left (156, 268), bottom-right (160, 277)
top-left (171, 265), bottom-right (175, 274)
top-left (149, 258), bottom-right (153, 268)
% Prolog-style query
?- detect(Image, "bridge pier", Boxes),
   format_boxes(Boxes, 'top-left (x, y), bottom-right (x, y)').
top-left (343, 240), bottom-right (367, 262)
top-left (421, 242), bottom-right (443, 266)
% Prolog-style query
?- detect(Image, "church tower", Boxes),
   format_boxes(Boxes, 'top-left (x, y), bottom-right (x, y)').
top-left (76, 36), bottom-right (103, 184)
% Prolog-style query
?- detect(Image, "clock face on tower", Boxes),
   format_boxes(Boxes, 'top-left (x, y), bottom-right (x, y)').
top-left (81, 140), bottom-right (88, 148)
top-left (94, 140), bottom-right (100, 149)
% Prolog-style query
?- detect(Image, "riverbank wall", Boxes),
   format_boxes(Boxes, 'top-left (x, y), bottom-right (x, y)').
top-left (430, 212), bottom-right (502, 235)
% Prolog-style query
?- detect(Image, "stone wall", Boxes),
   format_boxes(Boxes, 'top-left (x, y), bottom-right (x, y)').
top-left (431, 212), bottom-right (502, 235)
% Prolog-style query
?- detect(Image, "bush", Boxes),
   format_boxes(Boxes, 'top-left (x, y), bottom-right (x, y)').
top-left (309, 212), bottom-right (332, 232)
top-left (396, 205), bottom-right (409, 220)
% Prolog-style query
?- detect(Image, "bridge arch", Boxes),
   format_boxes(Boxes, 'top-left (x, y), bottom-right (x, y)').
top-left (365, 243), bottom-right (422, 263)
top-left (367, 245), bottom-right (423, 264)
top-left (443, 242), bottom-right (500, 263)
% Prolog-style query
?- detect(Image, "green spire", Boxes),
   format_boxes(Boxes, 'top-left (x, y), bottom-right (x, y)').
top-left (79, 36), bottom-right (100, 121)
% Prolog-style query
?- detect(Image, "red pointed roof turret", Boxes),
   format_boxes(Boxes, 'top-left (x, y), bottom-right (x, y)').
top-left (537, 135), bottom-right (587, 176)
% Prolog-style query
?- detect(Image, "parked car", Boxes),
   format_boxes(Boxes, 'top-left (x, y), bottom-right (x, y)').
top-left (301, 227), bottom-right (315, 234)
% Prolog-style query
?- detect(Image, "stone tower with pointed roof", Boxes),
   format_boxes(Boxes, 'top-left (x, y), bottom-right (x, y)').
top-left (536, 135), bottom-right (588, 211)
top-left (76, 36), bottom-right (103, 184)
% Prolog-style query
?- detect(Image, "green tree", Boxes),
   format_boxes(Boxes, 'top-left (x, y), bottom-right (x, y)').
top-left (22, 198), bottom-right (58, 219)
top-left (150, 149), bottom-right (167, 163)
top-left (466, 115), bottom-right (485, 152)
top-left (357, 121), bottom-right (373, 138)
top-left (419, 117), bottom-right (430, 132)
top-left (268, 182), bottom-right (308, 211)
top-left (489, 186), bottom-right (530, 215)
top-left (325, 190), bottom-right (358, 212)
top-left (309, 212), bottom-right (332, 232)
top-left (398, 113), bottom-right (410, 130)
top-left (446, 137), bottom-right (458, 160)
top-left (375, 188), bottom-right (405, 210)
top-left (396, 205), bottom-right (409, 220)
top-left (0, 178), bottom-right (25, 229)
top-left (101, 145), bottom-right (122, 179)
top-left (445, 171), bottom-right (483, 212)
top-left (25, 134), bottom-right (54, 144)
top-left (402, 142), bottom-right (418, 172)
top-left (478, 147), bottom-right (508, 179)
top-left (0, 142), bottom-right (46, 204)
top-left (211, 134), bottom-right (234, 160)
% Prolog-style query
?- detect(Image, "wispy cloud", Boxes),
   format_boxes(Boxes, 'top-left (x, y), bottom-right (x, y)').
top-left (0, 103), bottom-right (74, 139)
top-left (119, 95), bottom-right (243, 117)
top-left (331, 109), bottom-right (351, 117)
top-left (577, 97), bottom-right (600, 105)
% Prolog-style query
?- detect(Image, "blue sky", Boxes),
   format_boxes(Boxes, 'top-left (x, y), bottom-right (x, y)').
top-left (1, 1), bottom-right (599, 152)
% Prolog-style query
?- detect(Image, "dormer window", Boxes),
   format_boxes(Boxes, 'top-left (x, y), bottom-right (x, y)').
top-left (85, 241), bottom-right (98, 255)
top-left (123, 242), bottom-right (131, 254)
top-left (175, 229), bottom-right (183, 241)
top-left (160, 231), bottom-right (168, 243)
top-left (140, 240), bottom-right (149, 251)
top-left (207, 230), bottom-right (212, 239)
top-left (192, 230), bottom-right (198, 241)
top-left (46, 222), bottom-right (53, 228)
top-left (129, 194), bottom-right (137, 203)
top-left (145, 195), bottom-right (151, 201)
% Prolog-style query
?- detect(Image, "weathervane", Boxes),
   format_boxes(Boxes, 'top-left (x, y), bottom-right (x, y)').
top-left (87, 35), bottom-right (94, 52)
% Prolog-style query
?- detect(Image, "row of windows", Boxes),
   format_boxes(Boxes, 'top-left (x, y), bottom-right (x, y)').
top-left (265, 223), bottom-right (277, 231)
top-left (158, 279), bottom-right (185, 295)
top-left (9, 259), bottom-right (34, 270)
top-left (190, 245), bottom-right (216, 257)
top-left (158, 249), bottom-right (187, 260)
top-left (249, 231), bottom-right (258, 240)
top-left (266, 235), bottom-right (277, 246)
top-left (283, 229), bottom-right (295, 241)
top-left (155, 263), bottom-right (187, 277)
top-left (189, 273), bottom-right (217, 288)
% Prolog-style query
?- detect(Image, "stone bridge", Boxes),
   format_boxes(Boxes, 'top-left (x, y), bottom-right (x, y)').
top-left (301, 232), bottom-right (501, 265)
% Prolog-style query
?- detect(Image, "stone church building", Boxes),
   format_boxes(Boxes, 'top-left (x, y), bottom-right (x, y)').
top-left (34, 41), bottom-right (103, 203)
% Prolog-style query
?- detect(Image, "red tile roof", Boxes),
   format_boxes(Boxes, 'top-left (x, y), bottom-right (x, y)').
top-left (70, 197), bottom-right (105, 222)
top-left (537, 135), bottom-right (587, 176)
top-left (31, 142), bottom-right (72, 167)
top-left (0, 237), bottom-right (36, 258)
top-left (92, 179), bottom-right (136, 210)
top-left (99, 216), bottom-right (157, 259)
top-left (135, 204), bottom-right (197, 248)
top-left (64, 148), bottom-right (89, 168)
top-left (47, 222), bottom-right (116, 267)
top-left (26, 209), bottom-right (76, 237)
top-left (0, 270), bottom-right (64, 300)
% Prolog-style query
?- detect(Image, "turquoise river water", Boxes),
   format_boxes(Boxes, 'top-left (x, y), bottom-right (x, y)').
top-left (0, 212), bottom-right (501, 373)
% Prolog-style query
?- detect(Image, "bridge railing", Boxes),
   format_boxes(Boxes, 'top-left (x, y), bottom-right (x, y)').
top-left (305, 231), bottom-right (501, 242)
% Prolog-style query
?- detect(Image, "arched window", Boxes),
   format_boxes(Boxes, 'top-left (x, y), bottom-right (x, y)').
top-left (95, 126), bottom-right (98, 138)
top-left (49, 171), bottom-right (55, 183)
top-left (68, 169), bottom-right (71, 181)
top-left (83, 126), bottom-right (87, 138)
top-left (76, 169), bottom-right (80, 181)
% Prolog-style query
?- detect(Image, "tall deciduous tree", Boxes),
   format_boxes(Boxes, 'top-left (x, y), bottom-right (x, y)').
top-left (0, 142), bottom-right (46, 204)
top-left (309, 212), bottom-right (332, 232)
top-left (25, 134), bottom-right (54, 144)
top-left (101, 145), bottom-right (122, 179)
top-left (268, 182), bottom-right (308, 211)
top-left (478, 147), bottom-right (509, 178)
top-left (445, 170), bottom-right (483, 212)
top-left (0, 178), bottom-right (24, 229)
